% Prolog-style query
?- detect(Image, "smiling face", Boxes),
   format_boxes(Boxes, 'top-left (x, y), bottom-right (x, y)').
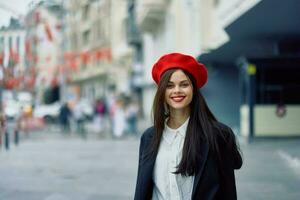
top-left (164, 69), bottom-right (193, 113)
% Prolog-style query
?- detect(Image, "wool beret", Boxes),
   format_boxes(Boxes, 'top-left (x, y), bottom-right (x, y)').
top-left (152, 52), bottom-right (208, 88)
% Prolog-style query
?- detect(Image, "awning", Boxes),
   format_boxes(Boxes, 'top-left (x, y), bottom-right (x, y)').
top-left (198, 0), bottom-right (300, 65)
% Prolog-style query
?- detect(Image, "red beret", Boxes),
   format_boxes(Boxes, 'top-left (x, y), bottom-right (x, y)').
top-left (152, 53), bottom-right (208, 88)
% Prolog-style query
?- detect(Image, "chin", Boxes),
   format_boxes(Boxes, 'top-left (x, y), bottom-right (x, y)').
top-left (169, 104), bottom-right (189, 111)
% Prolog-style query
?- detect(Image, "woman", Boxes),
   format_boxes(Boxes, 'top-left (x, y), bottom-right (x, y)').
top-left (134, 53), bottom-right (242, 200)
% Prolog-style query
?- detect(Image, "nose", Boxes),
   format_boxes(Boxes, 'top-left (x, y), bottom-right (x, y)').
top-left (173, 85), bottom-right (181, 93)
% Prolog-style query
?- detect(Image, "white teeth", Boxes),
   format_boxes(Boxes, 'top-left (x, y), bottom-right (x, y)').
top-left (172, 97), bottom-right (185, 101)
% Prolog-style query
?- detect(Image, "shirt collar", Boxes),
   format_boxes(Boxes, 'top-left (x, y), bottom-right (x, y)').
top-left (163, 117), bottom-right (190, 143)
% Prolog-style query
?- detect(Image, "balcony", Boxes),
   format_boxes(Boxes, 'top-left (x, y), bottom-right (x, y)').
top-left (136, 0), bottom-right (168, 32)
top-left (216, 0), bottom-right (262, 27)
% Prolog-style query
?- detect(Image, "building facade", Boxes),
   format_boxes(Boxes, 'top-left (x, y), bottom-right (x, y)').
top-left (25, 1), bottom-right (65, 104)
top-left (64, 0), bottom-right (134, 105)
top-left (0, 18), bottom-right (26, 91)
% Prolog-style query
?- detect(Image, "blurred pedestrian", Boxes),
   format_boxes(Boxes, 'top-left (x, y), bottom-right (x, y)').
top-left (93, 98), bottom-right (107, 133)
top-left (125, 98), bottom-right (139, 136)
top-left (134, 53), bottom-right (243, 200)
top-left (20, 106), bottom-right (30, 135)
top-left (111, 98), bottom-right (126, 138)
top-left (73, 101), bottom-right (85, 134)
top-left (59, 102), bottom-right (72, 133)
top-left (14, 108), bottom-right (23, 145)
top-left (0, 108), bottom-right (5, 148)
top-left (107, 93), bottom-right (117, 133)
top-left (0, 106), bottom-right (9, 150)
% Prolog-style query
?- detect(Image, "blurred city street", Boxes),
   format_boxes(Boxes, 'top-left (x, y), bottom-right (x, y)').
top-left (0, 125), bottom-right (300, 200)
top-left (0, 125), bottom-right (140, 200)
top-left (0, 0), bottom-right (300, 200)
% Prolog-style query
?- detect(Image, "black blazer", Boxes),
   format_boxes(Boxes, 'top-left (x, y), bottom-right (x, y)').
top-left (134, 122), bottom-right (242, 200)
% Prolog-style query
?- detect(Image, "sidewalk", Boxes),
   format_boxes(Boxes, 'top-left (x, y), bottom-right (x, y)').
top-left (237, 138), bottom-right (300, 200)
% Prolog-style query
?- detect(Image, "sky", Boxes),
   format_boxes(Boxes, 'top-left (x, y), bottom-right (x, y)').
top-left (0, 0), bottom-right (34, 27)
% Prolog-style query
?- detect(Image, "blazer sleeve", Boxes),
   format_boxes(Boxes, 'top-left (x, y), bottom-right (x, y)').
top-left (216, 126), bottom-right (243, 200)
top-left (134, 133), bottom-right (146, 200)
top-left (225, 127), bottom-right (243, 170)
top-left (217, 125), bottom-right (243, 169)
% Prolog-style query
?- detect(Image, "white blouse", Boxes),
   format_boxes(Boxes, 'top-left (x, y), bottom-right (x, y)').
top-left (152, 117), bottom-right (194, 200)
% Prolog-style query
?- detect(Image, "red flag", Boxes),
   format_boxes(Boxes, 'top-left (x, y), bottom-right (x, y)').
top-left (69, 60), bottom-right (78, 70)
top-left (5, 78), bottom-right (17, 89)
top-left (80, 51), bottom-right (91, 64)
top-left (64, 51), bottom-right (75, 61)
top-left (95, 49), bottom-right (103, 60)
top-left (0, 52), bottom-right (4, 65)
top-left (25, 39), bottom-right (32, 57)
top-left (94, 48), bottom-right (112, 62)
top-left (103, 48), bottom-right (112, 62)
top-left (27, 77), bottom-right (35, 90)
top-left (8, 48), bottom-right (19, 66)
top-left (44, 23), bottom-right (53, 41)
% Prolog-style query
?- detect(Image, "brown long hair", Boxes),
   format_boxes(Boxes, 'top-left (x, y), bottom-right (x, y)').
top-left (151, 69), bottom-right (220, 176)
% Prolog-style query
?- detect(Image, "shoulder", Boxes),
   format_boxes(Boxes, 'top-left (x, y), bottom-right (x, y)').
top-left (212, 121), bottom-right (236, 142)
top-left (213, 121), bottom-right (231, 132)
top-left (140, 126), bottom-right (155, 143)
top-left (138, 126), bottom-right (155, 158)
top-left (142, 126), bottom-right (155, 137)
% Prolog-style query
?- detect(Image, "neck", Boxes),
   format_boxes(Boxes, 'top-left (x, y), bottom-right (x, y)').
top-left (167, 108), bottom-right (190, 129)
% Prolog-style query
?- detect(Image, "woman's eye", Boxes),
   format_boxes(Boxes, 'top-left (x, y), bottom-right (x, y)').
top-left (167, 84), bottom-right (173, 88)
top-left (181, 83), bottom-right (189, 87)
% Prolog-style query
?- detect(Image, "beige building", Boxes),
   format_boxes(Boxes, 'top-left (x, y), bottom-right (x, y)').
top-left (25, 1), bottom-right (65, 104)
top-left (110, 0), bottom-right (134, 94)
top-left (64, 0), bottom-right (134, 104)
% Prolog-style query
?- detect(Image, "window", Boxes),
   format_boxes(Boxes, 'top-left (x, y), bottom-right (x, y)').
top-left (9, 36), bottom-right (12, 50)
top-left (0, 37), bottom-right (4, 50)
top-left (82, 4), bottom-right (90, 20)
top-left (256, 66), bottom-right (300, 104)
top-left (16, 36), bottom-right (20, 54)
top-left (83, 30), bottom-right (90, 44)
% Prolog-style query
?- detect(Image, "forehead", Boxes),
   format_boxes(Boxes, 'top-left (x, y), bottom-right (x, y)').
top-left (169, 69), bottom-right (190, 82)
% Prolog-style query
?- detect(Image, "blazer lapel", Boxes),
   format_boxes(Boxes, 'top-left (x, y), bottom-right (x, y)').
top-left (191, 141), bottom-right (209, 198)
